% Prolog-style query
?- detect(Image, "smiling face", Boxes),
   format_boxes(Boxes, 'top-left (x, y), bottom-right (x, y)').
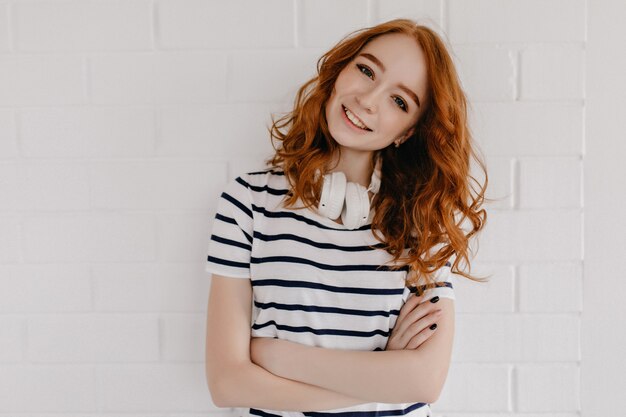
top-left (325, 33), bottom-right (429, 153)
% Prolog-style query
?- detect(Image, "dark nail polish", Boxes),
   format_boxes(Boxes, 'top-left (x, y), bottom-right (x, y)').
top-left (430, 323), bottom-right (437, 330)
top-left (430, 296), bottom-right (439, 303)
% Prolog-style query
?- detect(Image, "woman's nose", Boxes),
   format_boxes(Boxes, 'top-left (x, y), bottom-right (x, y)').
top-left (356, 87), bottom-right (381, 113)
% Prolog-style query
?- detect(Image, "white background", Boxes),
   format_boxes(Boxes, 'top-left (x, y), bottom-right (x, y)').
top-left (0, 0), bottom-right (623, 416)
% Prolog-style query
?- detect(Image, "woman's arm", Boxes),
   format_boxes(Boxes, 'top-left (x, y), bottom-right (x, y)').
top-left (205, 274), bottom-right (371, 411)
top-left (250, 298), bottom-right (455, 404)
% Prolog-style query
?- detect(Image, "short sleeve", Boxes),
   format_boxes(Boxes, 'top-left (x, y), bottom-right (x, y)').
top-left (409, 258), bottom-right (456, 301)
top-left (205, 175), bottom-right (254, 279)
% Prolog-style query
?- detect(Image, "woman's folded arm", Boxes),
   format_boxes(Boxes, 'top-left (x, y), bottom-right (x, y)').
top-left (205, 274), bottom-right (370, 411)
top-left (250, 297), bottom-right (456, 404)
top-left (209, 359), bottom-right (371, 411)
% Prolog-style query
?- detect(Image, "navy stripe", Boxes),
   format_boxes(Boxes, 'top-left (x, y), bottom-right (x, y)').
top-left (251, 394), bottom-right (427, 416)
top-left (253, 231), bottom-right (385, 251)
top-left (222, 192), bottom-right (253, 218)
top-left (252, 279), bottom-right (405, 296)
top-left (254, 300), bottom-right (399, 318)
top-left (237, 176), bottom-right (290, 196)
top-left (409, 281), bottom-right (454, 294)
top-left (248, 169), bottom-right (285, 176)
top-left (207, 255), bottom-right (249, 270)
top-left (251, 256), bottom-right (402, 272)
top-left (215, 213), bottom-right (236, 225)
top-left (211, 234), bottom-right (252, 251)
top-left (214, 213), bottom-right (253, 243)
top-left (250, 409), bottom-right (282, 417)
top-left (252, 204), bottom-right (371, 231)
top-left (252, 320), bottom-right (390, 338)
top-left (303, 402), bottom-right (428, 417)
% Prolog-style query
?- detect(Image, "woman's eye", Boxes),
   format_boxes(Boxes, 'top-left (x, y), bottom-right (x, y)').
top-left (357, 63), bottom-right (407, 112)
top-left (394, 96), bottom-right (407, 111)
top-left (357, 64), bottom-right (374, 79)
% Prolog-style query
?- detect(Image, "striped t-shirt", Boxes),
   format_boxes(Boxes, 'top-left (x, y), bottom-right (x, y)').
top-left (205, 168), bottom-right (456, 417)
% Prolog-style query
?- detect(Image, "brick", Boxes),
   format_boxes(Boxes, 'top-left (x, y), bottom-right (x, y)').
top-left (0, 55), bottom-right (85, 105)
top-left (22, 214), bottom-right (157, 262)
top-left (454, 314), bottom-right (579, 362)
top-left (90, 52), bottom-right (228, 104)
top-left (0, 365), bottom-right (95, 411)
top-left (448, 0), bottom-right (585, 43)
top-left (453, 314), bottom-right (517, 363)
top-left (0, 109), bottom-right (17, 158)
top-left (90, 160), bottom-right (227, 210)
top-left (92, 263), bottom-right (209, 312)
top-left (0, 264), bottom-right (92, 312)
top-left (452, 45), bottom-right (516, 101)
top-left (519, 157), bottom-right (582, 209)
top-left (158, 0), bottom-right (294, 49)
top-left (519, 315), bottom-right (580, 361)
top-left (520, 44), bottom-right (585, 100)
top-left (158, 103), bottom-right (276, 159)
top-left (0, 316), bottom-right (23, 361)
top-left (97, 363), bottom-right (216, 411)
top-left (453, 264), bottom-right (515, 313)
top-left (435, 364), bottom-right (510, 411)
top-left (473, 156), bottom-right (513, 209)
top-left (20, 107), bottom-right (155, 157)
top-left (0, 161), bottom-right (90, 210)
top-left (0, 216), bottom-right (20, 262)
top-left (230, 50), bottom-right (320, 103)
top-left (159, 212), bottom-right (223, 262)
top-left (28, 314), bottom-right (159, 362)
top-left (519, 263), bottom-right (583, 312)
top-left (373, 0), bottom-right (442, 28)
top-left (15, 0), bottom-right (152, 51)
top-left (470, 102), bottom-right (583, 156)
top-left (516, 364), bottom-right (580, 411)
top-left (229, 158), bottom-right (274, 181)
top-left (300, 0), bottom-right (368, 48)
top-left (161, 313), bottom-right (205, 361)
top-left (0, 2), bottom-right (9, 51)
top-left (478, 210), bottom-right (582, 262)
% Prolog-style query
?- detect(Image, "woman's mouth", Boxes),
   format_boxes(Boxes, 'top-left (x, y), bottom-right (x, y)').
top-left (342, 105), bottom-right (372, 132)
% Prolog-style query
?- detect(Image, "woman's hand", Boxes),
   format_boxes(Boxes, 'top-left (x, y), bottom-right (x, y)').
top-left (385, 293), bottom-right (442, 351)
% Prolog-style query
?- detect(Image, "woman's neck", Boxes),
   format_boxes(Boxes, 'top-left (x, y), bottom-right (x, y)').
top-left (327, 148), bottom-right (376, 187)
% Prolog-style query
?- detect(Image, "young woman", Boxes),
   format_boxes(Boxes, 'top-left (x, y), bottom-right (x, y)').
top-left (205, 18), bottom-right (488, 417)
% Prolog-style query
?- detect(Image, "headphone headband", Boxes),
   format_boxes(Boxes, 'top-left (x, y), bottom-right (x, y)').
top-left (314, 155), bottom-right (382, 194)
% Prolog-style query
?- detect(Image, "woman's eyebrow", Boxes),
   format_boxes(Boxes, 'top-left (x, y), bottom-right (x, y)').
top-left (358, 52), bottom-right (421, 108)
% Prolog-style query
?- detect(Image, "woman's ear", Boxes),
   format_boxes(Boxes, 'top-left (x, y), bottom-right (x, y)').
top-left (401, 126), bottom-right (416, 142)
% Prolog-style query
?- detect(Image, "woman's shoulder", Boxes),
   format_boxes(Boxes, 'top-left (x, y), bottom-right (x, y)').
top-left (244, 167), bottom-right (285, 181)
top-left (235, 166), bottom-right (287, 188)
top-left (228, 166), bottom-right (290, 206)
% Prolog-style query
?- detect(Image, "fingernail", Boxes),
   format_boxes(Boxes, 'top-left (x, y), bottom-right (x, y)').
top-left (430, 323), bottom-right (437, 330)
top-left (430, 296), bottom-right (439, 303)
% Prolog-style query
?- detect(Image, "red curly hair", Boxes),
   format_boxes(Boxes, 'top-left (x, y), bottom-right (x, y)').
top-left (263, 18), bottom-right (491, 290)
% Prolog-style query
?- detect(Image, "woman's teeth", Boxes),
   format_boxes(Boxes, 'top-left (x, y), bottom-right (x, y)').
top-left (343, 106), bottom-right (370, 131)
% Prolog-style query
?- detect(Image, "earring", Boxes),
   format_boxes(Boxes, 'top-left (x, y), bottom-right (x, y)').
top-left (394, 140), bottom-right (401, 148)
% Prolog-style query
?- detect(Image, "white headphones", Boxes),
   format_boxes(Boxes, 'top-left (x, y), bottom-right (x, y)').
top-left (315, 157), bottom-right (382, 230)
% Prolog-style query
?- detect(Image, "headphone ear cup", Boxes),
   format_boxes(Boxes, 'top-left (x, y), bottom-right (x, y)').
top-left (318, 172), bottom-right (347, 220)
top-left (341, 182), bottom-right (371, 229)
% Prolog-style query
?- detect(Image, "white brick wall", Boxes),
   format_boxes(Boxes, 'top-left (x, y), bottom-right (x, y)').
top-left (583, 1), bottom-right (626, 414)
top-left (0, 0), bottom-right (597, 415)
